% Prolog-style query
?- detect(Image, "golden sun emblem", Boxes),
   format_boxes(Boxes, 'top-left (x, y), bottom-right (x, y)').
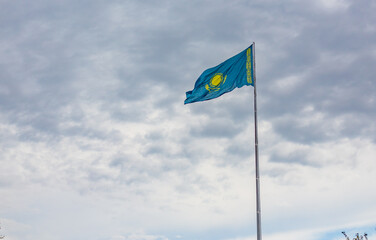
top-left (205, 73), bottom-right (227, 92)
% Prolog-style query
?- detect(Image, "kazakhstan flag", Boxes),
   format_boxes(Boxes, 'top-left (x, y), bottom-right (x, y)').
top-left (184, 44), bottom-right (254, 104)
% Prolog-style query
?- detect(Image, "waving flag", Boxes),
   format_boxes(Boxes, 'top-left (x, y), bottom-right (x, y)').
top-left (184, 44), bottom-right (254, 104)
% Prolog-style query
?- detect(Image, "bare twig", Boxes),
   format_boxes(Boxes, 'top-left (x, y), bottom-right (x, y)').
top-left (342, 231), bottom-right (350, 240)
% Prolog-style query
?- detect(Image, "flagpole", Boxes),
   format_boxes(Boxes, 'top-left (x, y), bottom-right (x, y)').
top-left (252, 42), bottom-right (262, 240)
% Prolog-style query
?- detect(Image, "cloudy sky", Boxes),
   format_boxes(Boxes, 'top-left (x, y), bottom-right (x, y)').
top-left (0, 0), bottom-right (375, 240)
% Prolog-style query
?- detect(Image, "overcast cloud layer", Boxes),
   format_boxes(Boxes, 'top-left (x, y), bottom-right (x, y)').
top-left (1, 0), bottom-right (375, 240)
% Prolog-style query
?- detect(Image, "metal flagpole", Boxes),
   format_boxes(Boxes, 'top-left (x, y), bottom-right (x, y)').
top-left (252, 42), bottom-right (262, 240)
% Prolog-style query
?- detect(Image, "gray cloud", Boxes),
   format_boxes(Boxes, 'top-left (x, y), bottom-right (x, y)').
top-left (1, 0), bottom-right (376, 240)
top-left (190, 119), bottom-right (243, 138)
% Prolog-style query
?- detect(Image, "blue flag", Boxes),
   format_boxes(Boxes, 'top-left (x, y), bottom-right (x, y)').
top-left (184, 44), bottom-right (254, 104)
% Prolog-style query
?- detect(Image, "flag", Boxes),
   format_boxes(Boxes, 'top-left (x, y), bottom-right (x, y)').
top-left (184, 44), bottom-right (254, 104)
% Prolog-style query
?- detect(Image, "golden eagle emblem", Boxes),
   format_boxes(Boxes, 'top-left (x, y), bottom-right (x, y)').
top-left (205, 73), bottom-right (227, 92)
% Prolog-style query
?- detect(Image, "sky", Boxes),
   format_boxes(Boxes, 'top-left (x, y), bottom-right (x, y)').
top-left (0, 0), bottom-right (375, 240)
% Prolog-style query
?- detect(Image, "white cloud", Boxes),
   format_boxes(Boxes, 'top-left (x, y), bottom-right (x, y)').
top-left (0, 0), bottom-right (375, 240)
top-left (316, 0), bottom-right (351, 11)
